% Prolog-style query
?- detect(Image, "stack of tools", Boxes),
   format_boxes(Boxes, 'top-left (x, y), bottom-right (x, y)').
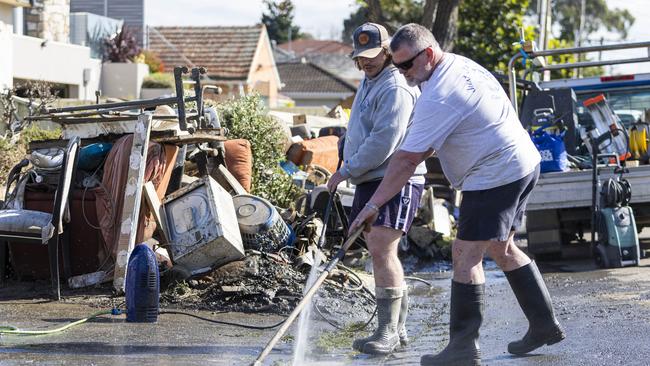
top-left (582, 94), bottom-right (630, 162)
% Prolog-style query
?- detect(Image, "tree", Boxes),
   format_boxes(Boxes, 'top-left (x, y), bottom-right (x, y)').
top-left (261, 0), bottom-right (302, 44)
top-left (342, 6), bottom-right (369, 44)
top-left (529, 0), bottom-right (635, 45)
top-left (526, 1), bottom-right (633, 79)
top-left (343, 0), bottom-right (528, 67)
top-left (455, 0), bottom-right (530, 73)
top-left (354, 0), bottom-right (461, 51)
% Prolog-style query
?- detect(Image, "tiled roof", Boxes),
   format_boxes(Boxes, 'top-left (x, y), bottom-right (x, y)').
top-left (277, 39), bottom-right (353, 57)
top-left (306, 54), bottom-right (363, 86)
top-left (147, 25), bottom-right (263, 80)
top-left (277, 61), bottom-right (357, 95)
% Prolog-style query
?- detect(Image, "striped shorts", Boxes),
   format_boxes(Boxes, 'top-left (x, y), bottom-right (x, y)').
top-left (349, 179), bottom-right (423, 233)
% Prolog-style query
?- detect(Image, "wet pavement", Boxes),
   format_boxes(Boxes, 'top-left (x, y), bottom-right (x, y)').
top-left (2, 257), bottom-right (650, 365)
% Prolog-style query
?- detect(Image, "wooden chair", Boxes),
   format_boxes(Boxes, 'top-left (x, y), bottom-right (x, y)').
top-left (0, 136), bottom-right (80, 299)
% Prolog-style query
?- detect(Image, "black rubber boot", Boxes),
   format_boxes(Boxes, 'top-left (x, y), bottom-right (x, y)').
top-left (352, 287), bottom-right (401, 355)
top-left (397, 283), bottom-right (409, 346)
top-left (505, 261), bottom-right (566, 355)
top-left (420, 281), bottom-right (483, 366)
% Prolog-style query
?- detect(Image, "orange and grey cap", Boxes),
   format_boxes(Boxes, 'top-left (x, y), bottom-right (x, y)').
top-left (351, 22), bottom-right (390, 59)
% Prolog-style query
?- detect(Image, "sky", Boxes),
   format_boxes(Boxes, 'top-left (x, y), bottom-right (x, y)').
top-left (146, 0), bottom-right (650, 74)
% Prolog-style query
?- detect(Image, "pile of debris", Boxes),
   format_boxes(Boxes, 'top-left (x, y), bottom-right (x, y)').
top-left (160, 253), bottom-right (375, 317)
top-left (0, 65), bottom-right (455, 315)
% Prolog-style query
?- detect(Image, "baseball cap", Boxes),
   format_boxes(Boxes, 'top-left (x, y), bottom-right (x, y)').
top-left (351, 23), bottom-right (390, 59)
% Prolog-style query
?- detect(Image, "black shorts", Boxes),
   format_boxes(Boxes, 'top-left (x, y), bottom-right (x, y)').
top-left (457, 165), bottom-right (540, 242)
top-left (350, 180), bottom-right (423, 234)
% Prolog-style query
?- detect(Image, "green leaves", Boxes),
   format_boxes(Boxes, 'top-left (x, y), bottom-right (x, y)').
top-left (549, 0), bottom-right (635, 43)
top-left (455, 0), bottom-right (531, 73)
top-left (218, 94), bottom-right (301, 207)
top-left (262, 0), bottom-right (304, 44)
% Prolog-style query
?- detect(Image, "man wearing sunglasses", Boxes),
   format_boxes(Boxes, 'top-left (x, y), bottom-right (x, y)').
top-left (349, 23), bottom-right (565, 365)
top-left (327, 22), bottom-right (426, 355)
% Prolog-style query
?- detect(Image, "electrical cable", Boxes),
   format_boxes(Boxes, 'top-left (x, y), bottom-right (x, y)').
top-left (158, 310), bottom-right (285, 330)
top-left (0, 307), bottom-right (288, 334)
top-left (404, 276), bottom-right (434, 287)
top-left (314, 301), bottom-right (377, 331)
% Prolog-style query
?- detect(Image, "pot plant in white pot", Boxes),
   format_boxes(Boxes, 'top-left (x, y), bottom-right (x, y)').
top-left (100, 25), bottom-right (149, 99)
top-left (141, 73), bottom-right (174, 99)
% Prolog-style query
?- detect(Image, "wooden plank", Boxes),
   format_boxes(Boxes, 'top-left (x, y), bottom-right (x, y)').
top-left (112, 113), bottom-right (152, 293)
top-left (143, 181), bottom-right (170, 244)
top-left (212, 164), bottom-right (247, 196)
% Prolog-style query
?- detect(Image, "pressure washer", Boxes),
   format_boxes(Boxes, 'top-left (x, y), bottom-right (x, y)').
top-left (586, 96), bottom-right (641, 268)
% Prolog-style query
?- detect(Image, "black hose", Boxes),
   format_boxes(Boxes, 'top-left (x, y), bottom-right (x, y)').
top-left (158, 310), bottom-right (285, 330)
top-left (601, 178), bottom-right (632, 208)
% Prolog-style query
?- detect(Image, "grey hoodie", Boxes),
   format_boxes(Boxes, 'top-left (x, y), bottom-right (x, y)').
top-left (341, 65), bottom-right (427, 185)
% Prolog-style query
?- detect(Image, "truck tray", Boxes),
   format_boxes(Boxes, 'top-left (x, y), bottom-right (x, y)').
top-left (527, 165), bottom-right (650, 211)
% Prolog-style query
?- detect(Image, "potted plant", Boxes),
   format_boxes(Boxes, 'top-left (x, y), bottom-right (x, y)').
top-left (100, 25), bottom-right (149, 99)
top-left (140, 73), bottom-right (174, 99)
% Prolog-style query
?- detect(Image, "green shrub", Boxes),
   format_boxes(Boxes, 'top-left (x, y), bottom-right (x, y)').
top-left (142, 50), bottom-right (165, 74)
top-left (142, 73), bottom-right (174, 89)
top-left (19, 123), bottom-right (61, 144)
top-left (218, 94), bottom-right (300, 207)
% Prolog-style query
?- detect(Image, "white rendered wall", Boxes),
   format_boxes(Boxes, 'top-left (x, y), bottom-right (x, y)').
top-left (0, 4), bottom-right (13, 90)
top-left (13, 34), bottom-right (101, 99)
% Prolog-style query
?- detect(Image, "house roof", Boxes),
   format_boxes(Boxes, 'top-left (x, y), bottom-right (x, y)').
top-left (277, 61), bottom-right (357, 96)
top-left (277, 39), bottom-right (353, 57)
top-left (148, 25), bottom-right (264, 81)
top-left (305, 54), bottom-right (363, 86)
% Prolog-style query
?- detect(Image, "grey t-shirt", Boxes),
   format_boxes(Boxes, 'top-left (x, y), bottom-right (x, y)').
top-left (400, 53), bottom-right (540, 191)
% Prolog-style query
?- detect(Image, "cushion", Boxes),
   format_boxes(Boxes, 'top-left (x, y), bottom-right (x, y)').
top-left (224, 139), bottom-right (253, 192)
top-left (0, 209), bottom-right (55, 244)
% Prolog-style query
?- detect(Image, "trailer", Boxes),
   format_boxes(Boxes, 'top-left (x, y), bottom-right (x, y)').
top-left (507, 41), bottom-right (650, 257)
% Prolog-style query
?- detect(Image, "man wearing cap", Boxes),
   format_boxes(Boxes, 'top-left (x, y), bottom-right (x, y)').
top-left (327, 22), bottom-right (426, 355)
top-left (349, 23), bottom-right (565, 365)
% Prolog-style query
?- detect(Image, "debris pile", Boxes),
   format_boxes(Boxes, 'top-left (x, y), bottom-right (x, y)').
top-left (0, 65), bottom-right (456, 313)
top-left (161, 253), bottom-right (375, 317)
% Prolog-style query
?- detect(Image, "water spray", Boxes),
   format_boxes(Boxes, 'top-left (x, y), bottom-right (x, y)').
top-left (252, 225), bottom-right (365, 366)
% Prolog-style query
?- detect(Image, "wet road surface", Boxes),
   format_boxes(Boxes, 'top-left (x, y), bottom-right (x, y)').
top-left (2, 258), bottom-right (650, 365)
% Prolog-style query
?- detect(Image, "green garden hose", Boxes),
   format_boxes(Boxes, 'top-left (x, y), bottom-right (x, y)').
top-left (0, 309), bottom-right (118, 336)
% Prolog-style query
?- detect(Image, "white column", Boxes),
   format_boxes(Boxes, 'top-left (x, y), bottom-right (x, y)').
top-left (0, 5), bottom-right (14, 90)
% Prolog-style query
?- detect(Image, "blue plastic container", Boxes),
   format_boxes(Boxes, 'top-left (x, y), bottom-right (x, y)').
top-left (125, 244), bottom-right (159, 323)
top-left (77, 142), bottom-right (113, 170)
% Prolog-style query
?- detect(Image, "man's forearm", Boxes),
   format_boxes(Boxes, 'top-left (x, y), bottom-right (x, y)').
top-left (368, 149), bottom-right (428, 207)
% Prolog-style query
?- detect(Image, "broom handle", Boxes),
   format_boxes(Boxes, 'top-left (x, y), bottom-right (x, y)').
top-left (252, 225), bottom-right (364, 366)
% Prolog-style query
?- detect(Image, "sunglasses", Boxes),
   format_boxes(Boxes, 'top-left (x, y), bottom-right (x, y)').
top-left (393, 48), bottom-right (428, 71)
